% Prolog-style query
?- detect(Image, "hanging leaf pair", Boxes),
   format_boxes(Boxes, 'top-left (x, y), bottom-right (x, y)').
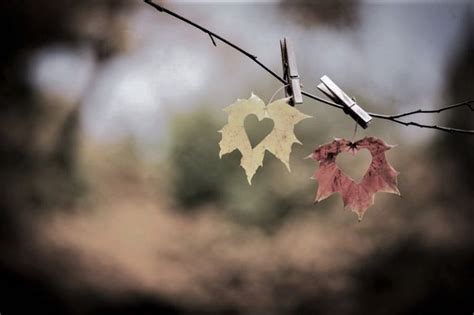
top-left (218, 94), bottom-right (400, 219)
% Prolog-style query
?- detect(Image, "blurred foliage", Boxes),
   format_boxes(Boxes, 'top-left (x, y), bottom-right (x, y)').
top-left (166, 108), bottom-right (238, 207)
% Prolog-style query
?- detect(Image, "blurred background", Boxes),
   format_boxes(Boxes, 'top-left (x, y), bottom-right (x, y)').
top-left (0, 0), bottom-right (473, 314)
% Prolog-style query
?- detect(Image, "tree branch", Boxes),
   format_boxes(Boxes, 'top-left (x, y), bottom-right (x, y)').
top-left (143, 0), bottom-right (474, 135)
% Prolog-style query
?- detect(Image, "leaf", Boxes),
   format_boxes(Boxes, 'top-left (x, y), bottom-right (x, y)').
top-left (308, 137), bottom-right (400, 220)
top-left (219, 93), bottom-right (310, 184)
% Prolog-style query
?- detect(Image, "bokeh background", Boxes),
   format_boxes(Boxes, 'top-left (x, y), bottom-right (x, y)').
top-left (1, 0), bottom-right (473, 314)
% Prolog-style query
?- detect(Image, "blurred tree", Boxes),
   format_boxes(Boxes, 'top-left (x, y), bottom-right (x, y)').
top-left (435, 11), bottom-right (474, 217)
top-left (278, 0), bottom-right (360, 29)
top-left (0, 0), bottom-right (133, 242)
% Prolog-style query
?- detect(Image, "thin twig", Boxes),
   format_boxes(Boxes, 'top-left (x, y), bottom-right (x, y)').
top-left (301, 90), bottom-right (344, 110)
top-left (374, 116), bottom-right (474, 134)
top-left (208, 33), bottom-right (217, 46)
top-left (385, 99), bottom-right (474, 119)
top-left (143, 0), bottom-right (474, 135)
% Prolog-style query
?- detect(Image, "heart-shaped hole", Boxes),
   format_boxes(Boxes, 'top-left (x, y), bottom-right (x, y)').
top-left (336, 149), bottom-right (372, 183)
top-left (244, 114), bottom-right (274, 148)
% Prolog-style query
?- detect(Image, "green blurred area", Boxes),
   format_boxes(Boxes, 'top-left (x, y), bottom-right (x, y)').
top-left (166, 105), bottom-right (317, 229)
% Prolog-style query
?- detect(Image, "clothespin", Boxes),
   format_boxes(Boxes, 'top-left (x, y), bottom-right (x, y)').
top-left (280, 37), bottom-right (303, 106)
top-left (317, 75), bottom-right (372, 129)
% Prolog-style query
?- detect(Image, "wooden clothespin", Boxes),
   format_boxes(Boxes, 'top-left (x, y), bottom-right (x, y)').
top-left (317, 75), bottom-right (372, 129)
top-left (280, 37), bottom-right (303, 106)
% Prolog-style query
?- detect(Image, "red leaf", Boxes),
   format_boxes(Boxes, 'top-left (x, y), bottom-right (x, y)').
top-left (309, 137), bottom-right (400, 220)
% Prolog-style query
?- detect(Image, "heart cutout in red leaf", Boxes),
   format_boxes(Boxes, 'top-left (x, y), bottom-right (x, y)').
top-left (336, 149), bottom-right (372, 183)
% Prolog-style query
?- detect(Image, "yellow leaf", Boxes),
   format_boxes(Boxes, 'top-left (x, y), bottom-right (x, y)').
top-left (219, 94), bottom-right (311, 184)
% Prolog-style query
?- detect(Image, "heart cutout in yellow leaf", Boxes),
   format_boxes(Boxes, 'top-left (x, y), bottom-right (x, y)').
top-left (244, 114), bottom-right (275, 148)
